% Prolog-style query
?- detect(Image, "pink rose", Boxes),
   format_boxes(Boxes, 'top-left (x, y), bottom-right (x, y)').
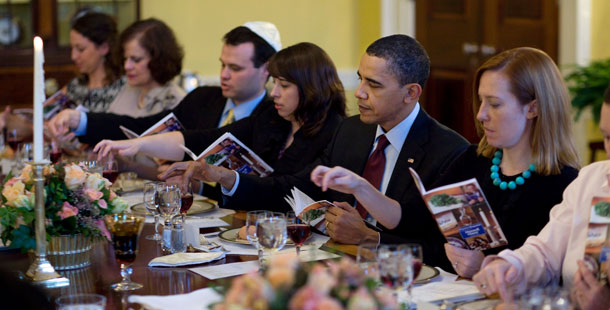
top-left (97, 199), bottom-right (107, 209)
top-left (57, 201), bottom-right (78, 219)
top-left (308, 264), bottom-right (336, 295)
top-left (94, 219), bottom-right (111, 240)
top-left (84, 188), bottom-right (103, 201)
top-left (108, 190), bottom-right (117, 201)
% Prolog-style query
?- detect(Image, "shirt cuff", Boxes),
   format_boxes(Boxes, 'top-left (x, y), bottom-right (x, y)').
top-left (73, 111), bottom-right (88, 136)
top-left (220, 171), bottom-right (240, 196)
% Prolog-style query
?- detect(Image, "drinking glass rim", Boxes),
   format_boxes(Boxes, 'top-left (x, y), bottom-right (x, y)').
top-left (56, 293), bottom-right (106, 305)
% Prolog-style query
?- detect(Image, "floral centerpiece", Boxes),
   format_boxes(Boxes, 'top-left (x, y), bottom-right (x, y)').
top-left (213, 253), bottom-right (403, 310)
top-left (0, 163), bottom-right (128, 252)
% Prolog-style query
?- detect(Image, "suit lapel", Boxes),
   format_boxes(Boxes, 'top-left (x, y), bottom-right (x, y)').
top-left (385, 110), bottom-right (430, 200)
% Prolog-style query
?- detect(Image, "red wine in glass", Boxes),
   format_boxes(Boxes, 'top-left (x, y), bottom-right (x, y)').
top-left (287, 224), bottom-right (311, 246)
top-left (381, 274), bottom-right (400, 289)
top-left (7, 139), bottom-right (22, 151)
top-left (50, 151), bottom-right (62, 164)
top-left (103, 170), bottom-right (119, 183)
top-left (412, 259), bottom-right (423, 280)
top-left (181, 194), bottom-right (193, 214)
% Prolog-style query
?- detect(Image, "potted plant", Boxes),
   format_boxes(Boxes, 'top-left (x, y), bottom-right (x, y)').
top-left (565, 58), bottom-right (610, 123)
top-left (0, 163), bottom-right (128, 270)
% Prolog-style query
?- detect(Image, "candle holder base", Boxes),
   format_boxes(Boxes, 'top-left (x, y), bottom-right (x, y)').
top-left (26, 256), bottom-right (69, 288)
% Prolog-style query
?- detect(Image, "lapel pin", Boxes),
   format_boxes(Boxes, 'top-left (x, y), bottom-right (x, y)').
top-left (408, 158), bottom-right (415, 163)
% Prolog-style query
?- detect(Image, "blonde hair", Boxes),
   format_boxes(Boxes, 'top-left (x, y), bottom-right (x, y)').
top-left (473, 47), bottom-right (580, 175)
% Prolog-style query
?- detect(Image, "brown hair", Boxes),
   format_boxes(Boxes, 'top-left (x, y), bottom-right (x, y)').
top-left (267, 42), bottom-right (346, 137)
top-left (473, 47), bottom-right (580, 174)
top-left (71, 12), bottom-right (120, 84)
top-left (118, 18), bottom-right (183, 85)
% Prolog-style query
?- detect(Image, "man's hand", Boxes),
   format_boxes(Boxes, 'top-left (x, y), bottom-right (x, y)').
top-left (94, 139), bottom-right (141, 159)
top-left (472, 259), bottom-right (519, 301)
top-left (47, 109), bottom-right (80, 141)
top-left (572, 260), bottom-right (610, 310)
top-left (324, 201), bottom-right (377, 244)
top-left (311, 165), bottom-right (364, 194)
top-left (444, 243), bottom-right (485, 278)
top-left (158, 160), bottom-right (237, 191)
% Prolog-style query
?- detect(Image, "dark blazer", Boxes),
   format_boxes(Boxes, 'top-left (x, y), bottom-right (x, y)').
top-left (79, 86), bottom-right (269, 145)
top-left (231, 109), bottom-right (469, 268)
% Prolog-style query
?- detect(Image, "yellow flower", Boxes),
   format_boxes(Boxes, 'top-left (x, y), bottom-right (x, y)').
top-left (64, 164), bottom-right (86, 190)
top-left (19, 165), bottom-right (32, 183)
top-left (85, 173), bottom-right (108, 191)
top-left (2, 179), bottom-right (26, 207)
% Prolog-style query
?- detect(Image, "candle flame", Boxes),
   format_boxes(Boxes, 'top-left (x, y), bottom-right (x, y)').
top-left (33, 36), bottom-right (43, 48)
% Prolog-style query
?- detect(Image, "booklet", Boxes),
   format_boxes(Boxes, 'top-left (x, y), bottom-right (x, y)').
top-left (180, 132), bottom-right (273, 177)
top-left (119, 112), bottom-right (184, 139)
top-left (409, 168), bottom-right (508, 250)
top-left (284, 187), bottom-right (334, 234)
top-left (43, 91), bottom-right (78, 120)
top-left (583, 197), bottom-right (610, 281)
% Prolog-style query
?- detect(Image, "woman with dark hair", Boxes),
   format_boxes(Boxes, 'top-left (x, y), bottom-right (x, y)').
top-left (105, 18), bottom-right (185, 117)
top-left (94, 42), bottom-right (346, 177)
top-left (63, 11), bottom-right (125, 112)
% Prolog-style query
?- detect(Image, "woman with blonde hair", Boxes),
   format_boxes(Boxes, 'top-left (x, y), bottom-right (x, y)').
top-left (310, 47), bottom-right (580, 276)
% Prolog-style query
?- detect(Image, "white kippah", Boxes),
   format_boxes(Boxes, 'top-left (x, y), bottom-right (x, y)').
top-left (243, 21), bottom-right (282, 52)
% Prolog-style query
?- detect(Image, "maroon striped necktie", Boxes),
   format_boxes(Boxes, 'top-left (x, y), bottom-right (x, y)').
top-left (355, 135), bottom-right (390, 219)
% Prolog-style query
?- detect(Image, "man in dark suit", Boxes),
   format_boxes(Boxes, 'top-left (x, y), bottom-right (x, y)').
top-left (48, 22), bottom-right (281, 146)
top-left (161, 34), bottom-right (468, 268)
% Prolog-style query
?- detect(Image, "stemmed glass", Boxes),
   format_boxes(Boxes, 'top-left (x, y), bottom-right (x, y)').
top-left (286, 211), bottom-right (311, 257)
top-left (157, 183), bottom-right (181, 249)
top-left (102, 157), bottom-right (119, 184)
top-left (401, 243), bottom-right (423, 309)
top-left (7, 129), bottom-right (23, 152)
top-left (104, 213), bottom-right (146, 291)
top-left (143, 182), bottom-right (161, 241)
top-left (246, 210), bottom-right (270, 268)
top-left (256, 213), bottom-right (287, 270)
top-left (179, 182), bottom-right (193, 223)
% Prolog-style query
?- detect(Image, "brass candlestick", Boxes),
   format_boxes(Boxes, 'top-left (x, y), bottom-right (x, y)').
top-left (25, 161), bottom-right (69, 288)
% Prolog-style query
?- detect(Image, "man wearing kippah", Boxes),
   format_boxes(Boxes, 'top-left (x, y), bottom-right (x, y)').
top-left (49, 21), bottom-right (281, 147)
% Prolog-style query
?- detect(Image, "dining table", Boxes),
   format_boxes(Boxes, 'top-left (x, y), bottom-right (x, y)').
top-left (0, 189), bottom-right (487, 310)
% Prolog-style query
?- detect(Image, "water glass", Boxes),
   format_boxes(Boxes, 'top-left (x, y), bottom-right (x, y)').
top-left (56, 293), bottom-right (106, 310)
top-left (158, 183), bottom-right (181, 224)
top-left (143, 181), bottom-right (161, 241)
top-left (257, 213), bottom-right (287, 270)
top-left (357, 242), bottom-right (380, 280)
top-left (246, 210), bottom-right (270, 267)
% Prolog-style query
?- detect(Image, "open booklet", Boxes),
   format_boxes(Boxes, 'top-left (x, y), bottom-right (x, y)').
top-left (43, 90), bottom-right (91, 120)
top-left (284, 187), bottom-right (334, 235)
top-left (119, 112), bottom-right (184, 139)
top-left (584, 197), bottom-right (610, 280)
top-left (409, 168), bottom-right (508, 250)
top-left (180, 132), bottom-right (273, 177)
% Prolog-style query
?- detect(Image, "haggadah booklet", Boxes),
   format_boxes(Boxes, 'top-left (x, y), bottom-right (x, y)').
top-left (179, 132), bottom-right (273, 178)
top-left (584, 196), bottom-right (610, 281)
top-left (409, 168), bottom-right (508, 250)
top-left (119, 112), bottom-right (184, 139)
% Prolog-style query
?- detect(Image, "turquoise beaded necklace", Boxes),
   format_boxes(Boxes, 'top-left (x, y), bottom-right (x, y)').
top-left (490, 150), bottom-right (535, 190)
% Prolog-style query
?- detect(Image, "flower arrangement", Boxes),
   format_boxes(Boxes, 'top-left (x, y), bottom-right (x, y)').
top-left (213, 253), bottom-right (402, 310)
top-left (0, 163), bottom-right (128, 251)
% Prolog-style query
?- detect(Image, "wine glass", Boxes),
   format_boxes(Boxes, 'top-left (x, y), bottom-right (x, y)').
top-left (256, 213), bottom-right (287, 270)
top-left (401, 243), bottom-right (423, 309)
top-left (157, 183), bottom-right (181, 250)
top-left (357, 242), bottom-right (380, 280)
top-left (7, 129), bottom-right (23, 152)
top-left (49, 140), bottom-right (62, 164)
top-left (102, 157), bottom-right (119, 184)
top-left (143, 182), bottom-right (161, 241)
top-left (103, 213), bottom-right (145, 291)
top-left (286, 211), bottom-right (311, 257)
top-left (179, 182), bottom-right (193, 223)
top-left (246, 210), bottom-right (270, 268)
top-left (379, 244), bottom-right (406, 294)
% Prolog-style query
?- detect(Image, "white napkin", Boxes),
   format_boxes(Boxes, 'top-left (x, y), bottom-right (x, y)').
top-left (129, 287), bottom-right (222, 310)
top-left (189, 249), bottom-right (340, 280)
top-left (148, 252), bottom-right (225, 267)
top-left (409, 280), bottom-right (484, 304)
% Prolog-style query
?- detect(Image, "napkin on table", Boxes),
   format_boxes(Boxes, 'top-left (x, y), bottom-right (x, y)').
top-left (129, 287), bottom-right (222, 310)
top-left (148, 252), bottom-right (225, 267)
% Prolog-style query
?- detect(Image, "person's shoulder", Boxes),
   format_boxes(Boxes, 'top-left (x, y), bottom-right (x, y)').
top-left (188, 86), bottom-right (223, 97)
top-left (579, 160), bottom-right (610, 177)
